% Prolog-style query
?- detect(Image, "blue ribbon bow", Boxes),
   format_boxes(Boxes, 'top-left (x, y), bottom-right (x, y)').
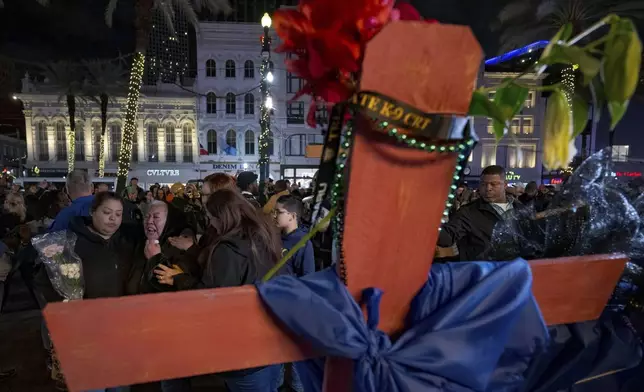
top-left (257, 259), bottom-right (550, 392)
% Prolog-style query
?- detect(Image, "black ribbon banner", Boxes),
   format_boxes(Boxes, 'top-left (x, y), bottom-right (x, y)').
top-left (350, 91), bottom-right (454, 139)
top-left (311, 103), bottom-right (346, 225)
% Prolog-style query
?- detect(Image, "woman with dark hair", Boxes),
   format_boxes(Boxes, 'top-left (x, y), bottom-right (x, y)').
top-left (151, 189), bottom-right (282, 392)
top-left (37, 192), bottom-right (143, 301)
top-left (155, 188), bottom-right (167, 201)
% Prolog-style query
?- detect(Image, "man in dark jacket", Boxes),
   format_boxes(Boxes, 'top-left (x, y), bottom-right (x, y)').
top-left (237, 171), bottom-right (261, 208)
top-left (273, 195), bottom-right (315, 277)
top-left (437, 165), bottom-right (521, 261)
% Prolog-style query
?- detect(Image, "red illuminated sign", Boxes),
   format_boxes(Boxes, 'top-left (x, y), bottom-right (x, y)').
top-left (550, 178), bottom-right (564, 185)
top-left (614, 171), bottom-right (642, 178)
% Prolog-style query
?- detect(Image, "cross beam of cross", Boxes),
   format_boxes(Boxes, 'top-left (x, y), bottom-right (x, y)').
top-left (43, 23), bottom-right (627, 392)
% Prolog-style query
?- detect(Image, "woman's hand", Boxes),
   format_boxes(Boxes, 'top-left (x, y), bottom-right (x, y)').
top-left (154, 264), bottom-right (184, 286)
top-left (168, 236), bottom-right (194, 251)
top-left (144, 240), bottom-right (162, 260)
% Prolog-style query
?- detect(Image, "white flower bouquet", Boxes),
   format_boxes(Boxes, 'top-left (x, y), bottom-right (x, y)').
top-left (32, 231), bottom-right (84, 301)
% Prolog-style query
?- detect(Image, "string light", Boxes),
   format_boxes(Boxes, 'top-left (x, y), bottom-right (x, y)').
top-left (98, 134), bottom-right (106, 178)
top-left (561, 65), bottom-right (575, 106)
top-left (258, 50), bottom-right (271, 169)
top-left (116, 52), bottom-right (145, 191)
top-left (67, 126), bottom-right (75, 172)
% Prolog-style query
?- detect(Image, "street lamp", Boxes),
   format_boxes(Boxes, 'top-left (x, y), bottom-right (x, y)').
top-left (258, 12), bottom-right (272, 204)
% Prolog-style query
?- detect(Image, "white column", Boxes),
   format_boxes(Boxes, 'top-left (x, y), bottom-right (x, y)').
top-left (157, 127), bottom-right (166, 162)
top-left (84, 119), bottom-right (92, 162)
top-left (192, 127), bottom-right (199, 163)
top-left (175, 127), bottom-right (183, 163)
top-left (23, 110), bottom-right (34, 161)
top-left (46, 126), bottom-right (55, 162)
top-left (137, 119), bottom-right (146, 162)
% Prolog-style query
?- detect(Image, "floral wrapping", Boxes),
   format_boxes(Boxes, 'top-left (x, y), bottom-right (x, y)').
top-left (32, 230), bottom-right (84, 301)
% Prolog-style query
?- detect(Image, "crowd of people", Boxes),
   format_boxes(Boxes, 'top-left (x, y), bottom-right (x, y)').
top-left (0, 170), bottom-right (330, 392)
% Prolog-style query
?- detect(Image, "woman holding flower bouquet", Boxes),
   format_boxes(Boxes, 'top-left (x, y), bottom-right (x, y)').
top-left (35, 191), bottom-right (144, 301)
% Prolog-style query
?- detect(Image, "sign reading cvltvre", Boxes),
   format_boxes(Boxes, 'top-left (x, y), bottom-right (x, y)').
top-left (146, 169), bottom-right (180, 176)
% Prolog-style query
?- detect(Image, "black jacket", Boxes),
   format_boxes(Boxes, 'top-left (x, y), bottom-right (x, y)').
top-left (437, 198), bottom-right (522, 261)
top-left (173, 235), bottom-right (270, 291)
top-left (35, 216), bottom-right (144, 301)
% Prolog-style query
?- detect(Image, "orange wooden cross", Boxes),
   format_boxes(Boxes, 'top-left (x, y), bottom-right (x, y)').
top-left (43, 23), bottom-right (627, 392)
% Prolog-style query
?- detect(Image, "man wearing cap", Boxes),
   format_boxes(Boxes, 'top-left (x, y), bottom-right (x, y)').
top-left (237, 171), bottom-right (261, 208)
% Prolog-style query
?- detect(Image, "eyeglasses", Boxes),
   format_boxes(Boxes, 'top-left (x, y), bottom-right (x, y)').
top-left (272, 209), bottom-right (289, 217)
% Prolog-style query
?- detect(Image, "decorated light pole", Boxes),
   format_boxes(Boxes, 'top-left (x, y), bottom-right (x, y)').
top-left (259, 12), bottom-right (273, 201)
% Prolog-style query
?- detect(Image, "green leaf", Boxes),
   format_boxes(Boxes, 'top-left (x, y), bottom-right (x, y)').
top-left (572, 96), bottom-right (589, 138)
top-left (550, 46), bottom-right (601, 84)
top-left (608, 100), bottom-right (629, 130)
top-left (540, 23), bottom-right (574, 62)
top-left (468, 90), bottom-right (505, 123)
top-left (494, 82), bottom-right (529, 119)
top-left (493, 120), bottom-right (507, 142)
top-left (603, 19), bottom-right (643, 102)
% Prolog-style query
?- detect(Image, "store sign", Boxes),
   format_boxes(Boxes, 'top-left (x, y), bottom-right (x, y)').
top-left (612, 171), bottom-right (642, 178)
top-left (212, 163), bottom-right (258, 171)
top-left (506, 171), bottom-right (521, 181)
top-left (550, 178), bottom-right (564, 185)
top-left (146, 169), bottom-right (180, 177)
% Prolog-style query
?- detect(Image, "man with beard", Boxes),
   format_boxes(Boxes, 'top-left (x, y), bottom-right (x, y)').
top-left (437, 165), bottom-right (522, 261)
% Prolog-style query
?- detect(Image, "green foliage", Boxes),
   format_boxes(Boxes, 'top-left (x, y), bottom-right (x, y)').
top-left (470, 14), bottom-right (642, 167)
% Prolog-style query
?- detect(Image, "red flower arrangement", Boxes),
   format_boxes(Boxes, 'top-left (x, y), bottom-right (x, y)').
top-left (273, 0), bottom-right (434, 127)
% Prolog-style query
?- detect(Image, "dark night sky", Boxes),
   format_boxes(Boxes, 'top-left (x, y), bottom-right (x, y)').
top-left (0, 0), bottom-right (506, 62)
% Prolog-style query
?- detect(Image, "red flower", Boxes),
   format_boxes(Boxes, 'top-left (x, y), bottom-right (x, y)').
top-left (273, 0), bottom-right (432, 127)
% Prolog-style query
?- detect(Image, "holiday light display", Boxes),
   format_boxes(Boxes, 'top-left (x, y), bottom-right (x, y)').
top-left (258, 13), bottom-right (272, 183)
top-left (98, 134), bottom-right (106, 178)
top-left (115, 52), bottom-right (145, 192)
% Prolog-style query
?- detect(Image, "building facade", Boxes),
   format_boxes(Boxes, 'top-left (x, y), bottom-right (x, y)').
top-left (196, 21), bottom-right (323, 187)
top-left (465, 72), bottom-right (546, 185)
top-left (16, 77), bottom-right (199, 189)
top-left (0, 134), bottom-right (27, 178)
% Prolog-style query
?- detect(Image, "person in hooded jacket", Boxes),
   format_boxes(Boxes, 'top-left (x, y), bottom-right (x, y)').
top-left (152, 188), bottom-right (283, 392)
top-left (140, 200), bottom-right (199, 294)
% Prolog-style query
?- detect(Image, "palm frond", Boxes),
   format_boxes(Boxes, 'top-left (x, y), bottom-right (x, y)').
top-left (175, 0), bottom-right (200, 30)
top-left (105, 0), bottom-right (119, 27)
top-left (155, 0), bottom-right (178, 37)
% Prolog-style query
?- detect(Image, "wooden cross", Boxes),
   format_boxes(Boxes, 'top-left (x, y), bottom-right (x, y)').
top-left (43, 23), bottom-right (627, 392)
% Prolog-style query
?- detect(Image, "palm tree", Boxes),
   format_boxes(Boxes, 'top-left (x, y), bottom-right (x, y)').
top-left (83, 59), bottom-right (128, 178)
top-left (495, 0), bottom-right (644, 53)
top-left (104, 0), bottom-right (232, 192)
top-left (40, 61), bottom-right (86, 172)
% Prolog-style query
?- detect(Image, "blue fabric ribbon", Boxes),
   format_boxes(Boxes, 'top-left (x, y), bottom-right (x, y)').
top-left (256, 259), bottom-right (550, 392)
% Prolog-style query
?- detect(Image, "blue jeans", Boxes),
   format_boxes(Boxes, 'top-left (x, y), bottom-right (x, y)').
top-left (223, 365), bottom-right (282, 392)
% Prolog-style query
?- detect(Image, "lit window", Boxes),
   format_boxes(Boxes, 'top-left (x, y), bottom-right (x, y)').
top-left (244, 93), bottom-right (255, 115)
top-left (182, 123), bottom-right (193, 162)
top-left (481, 144), bottom-right (497, 167)
top-left (244, 130), bottom-right (255, 155)
top-left (511, 117), bottom-right (520, 134)
top-left (110, 123), bottom-right (121, 162)
top-left (92, 122), bottom-right (102, 162)
top-left (206, 93), bottom-right (217, 114)
top-left (75, 121), bottom-right (85, 161)
top-left (226, 93), bottom-right (236, 115)
top-left (613, 145), bottom-right (629, 162)
top-left (55, 121), bottom-right (67, 161)
top-left (244, 60), bottom-right (255, 79)
top-left (522, 117), bottom-right (534, 134)
top-left (507, 144), bottom-right (536, 168)
top-left (224, 129), bottom-right (237, 155)
top-left (165, 124), bottom-right (176, 162)
top-left (36, 121), bottom-right (49, 161)
top-left (206, 60), bottom-right (216, 77)
top-left (225, 60), bottom-right (236, 78)
top-left (207, 129), bottom-right (217, 154)
top-left (525, 91), bottom-right (535, 108)
top-left (147, 123), bottom-right (158, 162)
top-left (487, 119), bottom-right (494, 135)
